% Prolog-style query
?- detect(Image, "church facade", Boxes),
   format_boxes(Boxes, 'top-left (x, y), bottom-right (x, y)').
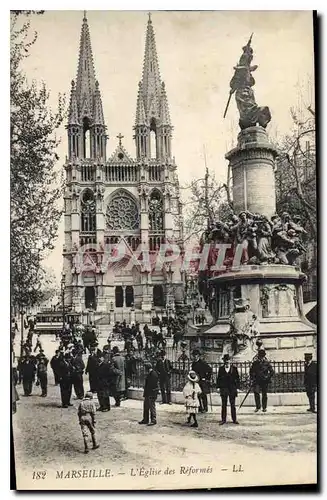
top-left (62, 13), bottom-right (184, 322)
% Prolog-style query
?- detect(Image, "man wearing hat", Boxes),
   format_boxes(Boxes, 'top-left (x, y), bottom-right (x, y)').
top-left (36, 350), bottom-right (49, 397)
top-left (77, 392), bottom-right (99, 454)
top-left (57, 351), bottom-right (74, 408)
top-left (85, 346), bottom-right (99, 393)
top-left (191, 350), bottom-right (212, 413)
top-left (304, 353), bottom-right (317, 413)
top-left (216, 354), bottom-right (240, 425)
top-left (139, 362), bottom-right (159, 426)
top-left (250, 348), bottom-right (274, 412)
top-left (155, 350), bottom-right (172, 405)
top-left (112, 346), bottom-right (126, 407)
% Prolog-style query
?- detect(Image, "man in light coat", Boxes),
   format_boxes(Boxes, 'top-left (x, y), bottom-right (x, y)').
top-left (112, 346), bottom-right (126, 407)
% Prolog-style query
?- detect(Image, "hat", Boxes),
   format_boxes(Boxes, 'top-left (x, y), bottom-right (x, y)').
top-left (112, 346), bottom-right (119, 354)
top-left (181, 341), bottom-right (187, 348)
top-left (85, 391), bottom-right (93, 399)
top-left (223, 354), bottom-right (230, 362)
top-left (187, 370), bottom-right (199, 382)
top-left (192, 349), bottom-right (200, 357)
top-left (144, 362), bottom-right (152, 369)
top-left (304, 353), bottom-right (313, 359)
top-left (258, 348), bottom-right (266, 355)
top-left (160, 350), bottom-right (166, 357)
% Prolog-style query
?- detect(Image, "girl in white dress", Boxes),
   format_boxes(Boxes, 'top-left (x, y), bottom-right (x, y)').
top-left (182, 370), bottom-right (202, 428)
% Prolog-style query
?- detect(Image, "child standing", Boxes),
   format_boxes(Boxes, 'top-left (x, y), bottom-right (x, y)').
top-left (77, 392), bottom-right (100, 453)
top-left (183, 370), bottom-right (202, 428)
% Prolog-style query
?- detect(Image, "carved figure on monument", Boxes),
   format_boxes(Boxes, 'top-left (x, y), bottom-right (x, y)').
top-left (274, 228), bottom-right (305, 265)
top-left (224, 34), bottom-right (271, 130)
top-left (224, 298), bottom-right (259, 357)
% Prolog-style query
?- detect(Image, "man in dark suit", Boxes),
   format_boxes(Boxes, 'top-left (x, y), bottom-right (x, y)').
top-left (191, 350), bottom-right (212, 412)
top-left (139, 362), bottom-right (159, 426)
top-left (216, 354), bottom-right (240, 425)
top-left (57, 352), bottom-right (73, 408)
top-left (304, 353), bottom-right (317, 413)
top-left (20, 353), bottom-right (37, 396)
top-left (85, 346), bottom-right (99, 393)
top-left (71, 349), bottom-right (85, 399)
top-left (250, 348), bottom-right (274, 413)
top-left (155, 351), bottom-right (172, 405)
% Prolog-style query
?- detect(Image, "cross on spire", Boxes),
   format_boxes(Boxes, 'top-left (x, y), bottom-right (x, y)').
top-left (117, 133), bottom-right (124, 146)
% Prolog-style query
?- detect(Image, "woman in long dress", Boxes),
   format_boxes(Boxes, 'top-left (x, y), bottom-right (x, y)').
top-left (182, 371), bottom-right (202, 428)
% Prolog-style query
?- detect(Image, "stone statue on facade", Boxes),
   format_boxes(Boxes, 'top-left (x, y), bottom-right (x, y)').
top-left (224, 34), bottom-right (271, 130)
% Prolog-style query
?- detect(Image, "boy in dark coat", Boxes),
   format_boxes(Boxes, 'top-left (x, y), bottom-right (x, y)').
top-left (139, 362), bottom-right (159, 426)
top-left (304, 353), bottom-right (317, 413)
top-left (217, 354), bottom-right (240, 425)
top-left (250, 348), bottom-right (274, 412)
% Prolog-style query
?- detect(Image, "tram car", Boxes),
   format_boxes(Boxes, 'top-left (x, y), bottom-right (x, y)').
top-left (34, 310), bottom-right (81, 335)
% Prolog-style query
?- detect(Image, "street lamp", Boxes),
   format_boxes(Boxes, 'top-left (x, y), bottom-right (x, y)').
top-left (61, 272), bottom-right (66, 331)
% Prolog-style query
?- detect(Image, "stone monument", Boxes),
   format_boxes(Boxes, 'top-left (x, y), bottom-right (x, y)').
top-left (190, 35), bottom-right (316, 362)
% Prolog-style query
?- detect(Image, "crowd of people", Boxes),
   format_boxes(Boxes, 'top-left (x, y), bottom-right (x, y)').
top-left (12, 319), bottom-right (317, 453)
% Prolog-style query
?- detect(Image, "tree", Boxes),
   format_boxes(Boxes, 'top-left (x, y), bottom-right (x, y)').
top-left (182, 166), bottom-right (233, 243)
top-left (274, 93), bottom-right (316, 239)
top-left (10, 12), bottom-right (65, 310)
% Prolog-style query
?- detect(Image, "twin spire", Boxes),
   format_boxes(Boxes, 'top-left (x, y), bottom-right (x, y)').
top-left (135, 14), bottom-right (171, 127)
top-left (68, 12), bottom-right (172, 131)
top-left (68, 12), bottom-right (105, 126)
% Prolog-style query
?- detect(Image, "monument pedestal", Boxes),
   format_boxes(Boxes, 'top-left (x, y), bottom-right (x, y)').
top-left (226, 126), bottom-right (277, 219)
top-left (193, 126), bottom-right (316, 362)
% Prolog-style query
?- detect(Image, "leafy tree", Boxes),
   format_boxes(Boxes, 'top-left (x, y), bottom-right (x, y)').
top-left (182, 167), bottom-right (233, 243)
top-left (10, 11), bottom-right (65, 310)
top-left (274, 95), bottom-right (316, 238)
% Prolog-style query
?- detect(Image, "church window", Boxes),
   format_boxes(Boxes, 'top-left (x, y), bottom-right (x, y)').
top-left (106, 191), bottom-right (139, 231)
top-left (125, 286), bottom-right (134, 307)
top-left (83, 117), bottom-right (91, 158)
top-left (115, 286), bottom-right (124, 308)
top-left (81, 189), bottom-right (96, 232)
top-left (153, 285), bottom-right (164, 307)
top-left (150, 118), bottom-right (157, 159)
top-left (149, 190), bottom-right (164, 232)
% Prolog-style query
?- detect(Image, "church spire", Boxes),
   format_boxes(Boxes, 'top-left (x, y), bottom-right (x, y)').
top-left (134, 14), bottom-right (173, 160)
top-left (140, 12), bottom-right (162, 120)
top-left (73, 12), bottom-right (105, 125)
top-left (67, 12), bottom-right (107, 160)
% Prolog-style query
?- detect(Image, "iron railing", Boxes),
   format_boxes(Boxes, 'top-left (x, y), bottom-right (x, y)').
top-left (131, 360), bottom-right (307, 393)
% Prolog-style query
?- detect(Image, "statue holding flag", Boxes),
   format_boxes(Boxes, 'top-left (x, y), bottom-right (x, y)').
top-left (224, 34), bottom-right (271, 130)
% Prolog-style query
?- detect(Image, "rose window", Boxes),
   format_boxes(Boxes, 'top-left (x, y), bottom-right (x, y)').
top-left (106, 192), bottom-right (139, 230)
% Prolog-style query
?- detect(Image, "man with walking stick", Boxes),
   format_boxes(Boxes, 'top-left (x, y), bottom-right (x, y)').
top-left (192, 350), bottom-right (212, 413)
top-left (217, 354), bottom-right (240, 425)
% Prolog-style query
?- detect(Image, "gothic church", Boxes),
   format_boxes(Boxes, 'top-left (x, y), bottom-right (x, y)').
top-left (62, 13), bottom-right (184, 322)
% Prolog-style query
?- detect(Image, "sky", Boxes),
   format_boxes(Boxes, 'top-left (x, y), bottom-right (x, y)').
top-left (18, 10), bottom-right (315, 283)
